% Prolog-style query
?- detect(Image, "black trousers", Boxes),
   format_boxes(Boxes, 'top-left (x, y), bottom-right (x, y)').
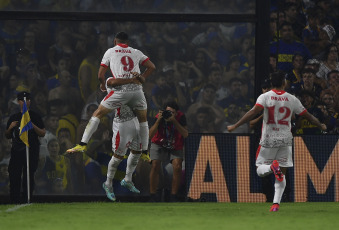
top-left (8, 148), bottom-right (39, 204)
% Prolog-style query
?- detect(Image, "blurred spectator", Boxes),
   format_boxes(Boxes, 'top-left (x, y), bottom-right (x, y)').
top-left (13, 48), bottom-right (31, 79)
top-left (239, 45), bottom-right (255, 74)
top-left (205, 66), bottom-right (228, 104)
top-left (316, 24), bottom-right (337, 58)
top-left (173, 58), bottom-right (205, 105)
top-left (46, 57), bottom-right (76, 90)
top-left (0, 20), bottom-right (24, 67)
top-left (315, 101), bottom-right (338, 133)
top-left (285, 53), bottom-right (305, 92)
top-left (326, 70), bottom-right (339, 96)
top-left (302, 9), bottom-right (329, 56)
top-left (48, 29), bottom-right (75, 74)
top-left (188, 106), bottom-right (217, 133)
top-left (300, 68), bottom-right (323, 99)
top-left (48, 70), bottom-right (82, 117)
top-left (283, 2), bottom-right (306, 40)
top-left (77, 45), bottom-right (100, 102)
top-left (222, 103), bottom-right (249, 133)
top-left (320, 89), bottom-right (339, 118)
top-left (239, 65), bottom-right (255, 102)
top-left (39, 114), bottom-right (59, 158)
top-left (316, 43), bottom-right (339, 80)
top-left (162, 65), bottom-right (188, 110)
top-left (21, 28), bottom-right (38, 64)
top-left (150, 43), bottom-right (172, 74)
top-left (218, 77), bottom-right (252, 116)
top-left (0, 37), bottom-right (10, 91)
top-left (186, 84), bottom-right (225, 132)
top-left (223, 54), bottom-right (242, 85)
top-left (196, 31), bottom-right (230, 69)
top-left (295, 90), bottom-right (324, 134)
top-left (1, 74), bottom-right (19, 111)
top-left (236, 35), bottom-right (254, 66)
top-left (0, 161), bottom-right (9, 195)
top-left (150, 72), bottom-right (171, 111)
top-left (269, 53), bottom-right (278, 73)
top-left (39, 138), bottom-right (72, 194)
top-left (270, 22), bottom-right (312, 73)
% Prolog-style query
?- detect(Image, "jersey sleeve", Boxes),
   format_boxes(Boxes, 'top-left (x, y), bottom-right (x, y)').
top-left (137, 50), bottom-right (149, 65)
top-left (255, 94), bottom-right (266, 108)
top-left (101, 49), bottom-right (111, 67)
top-left (293, 97), bottom-right (306, 115)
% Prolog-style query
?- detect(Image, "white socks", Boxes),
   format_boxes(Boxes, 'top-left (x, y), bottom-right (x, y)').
top-left (273, 177), bottom-right (286, 204)
top-left (105, 156), bottom-right (122, 187)
top-left (81, 117), bottom-right (100, 144)
top-left (257, 165), bottom-right (287, 204)
top-left (139, 122), bottom-right (149, 151)
top-left (124, 153), bottom-right (141, 182)
top-left (256, 165), bottom-right (272, 177)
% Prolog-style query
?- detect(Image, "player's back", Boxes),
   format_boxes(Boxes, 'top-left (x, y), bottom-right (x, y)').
top-left (257, 89), bottom-right (306, 147)
top-left (102, 44), bottom-right (148, 92)
top-left (106, 44), bottom-right (146, 79)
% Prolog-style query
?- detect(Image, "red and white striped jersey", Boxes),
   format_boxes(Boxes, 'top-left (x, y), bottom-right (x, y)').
top-left (101, 43), bottom-right (149, 92)
top-left (256, 89), bottom-right (306, 147)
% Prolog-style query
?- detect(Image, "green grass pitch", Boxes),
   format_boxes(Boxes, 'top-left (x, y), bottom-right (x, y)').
top-left (1, 202), bottom-right (338, 230)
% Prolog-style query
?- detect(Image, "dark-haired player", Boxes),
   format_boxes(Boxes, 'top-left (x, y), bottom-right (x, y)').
top-left (68, 32), bottom-right (155, 150)
top-left (227, 71), bottom-right (326, 211)
top-left (67, 32), bottom-right (155, 192)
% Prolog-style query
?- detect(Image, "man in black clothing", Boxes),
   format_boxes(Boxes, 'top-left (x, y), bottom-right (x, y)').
top-left (5, 92), bottom-right (46, 203)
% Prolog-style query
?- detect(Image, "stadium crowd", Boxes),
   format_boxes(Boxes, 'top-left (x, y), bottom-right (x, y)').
top-left (0, 0), bottom-right (338, 197)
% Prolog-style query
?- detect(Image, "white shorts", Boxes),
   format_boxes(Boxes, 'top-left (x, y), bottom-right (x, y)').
top-left (255, 145), bottom-right (293, 167)
top-left (101, 89), bottom-right (147, 111)
top-left (112, 117), bottom-right (142, 156)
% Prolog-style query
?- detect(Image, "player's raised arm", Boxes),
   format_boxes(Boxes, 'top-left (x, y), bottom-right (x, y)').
top-left (140, 59), bottom-right (156, 79)
top-left (227, 105), bottom-right (263, 132)
top-left (301, 111), bottom-right (327, 131)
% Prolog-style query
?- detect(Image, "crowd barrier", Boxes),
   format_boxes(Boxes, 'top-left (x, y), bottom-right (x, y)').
top-left (185, 134), bottom-right (339, 202)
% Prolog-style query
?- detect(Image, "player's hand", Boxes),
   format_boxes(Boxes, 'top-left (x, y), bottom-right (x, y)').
top-left (227, 125), bottom-right (236, 133)
top-left (9, 121), bottom-right (19, 130)
top-left (100, 83), bottom-right (107, 92)
top-left (131, 72), bottom-right (145, 84)
top-left (320, 123), bottom-right (327, 131)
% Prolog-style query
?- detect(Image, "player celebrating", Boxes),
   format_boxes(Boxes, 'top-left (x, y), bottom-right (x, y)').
top-left (227, 71), bottom-right (326, 212)
top-left (67, 31), bottom-right (155, 155)
top-left (101, 104), bottom-right (143, 201)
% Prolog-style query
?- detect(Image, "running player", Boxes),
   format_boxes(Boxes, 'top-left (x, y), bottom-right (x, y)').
top-left (227, 71), bottom-right (326, 212)
top-left (67, 31), bottom-right (155, 154)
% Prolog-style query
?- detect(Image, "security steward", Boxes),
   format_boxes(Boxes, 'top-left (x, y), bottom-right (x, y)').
top-left (5, 92), bottom-right (46, 203)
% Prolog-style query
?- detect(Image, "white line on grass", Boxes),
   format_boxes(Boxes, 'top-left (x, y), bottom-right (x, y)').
top-left (5, 203), bottom-right (32, 213)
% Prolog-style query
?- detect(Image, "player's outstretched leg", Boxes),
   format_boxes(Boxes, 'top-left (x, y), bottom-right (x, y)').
top-left (67, 117), bottom-right (100, 153)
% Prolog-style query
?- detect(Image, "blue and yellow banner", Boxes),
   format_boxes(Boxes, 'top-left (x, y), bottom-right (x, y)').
top-left (19, 100), bottom-right (33, 146)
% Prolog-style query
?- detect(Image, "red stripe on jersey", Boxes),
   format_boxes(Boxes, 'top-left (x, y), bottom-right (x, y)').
top-left (104, 91), bottom-right (114, 101)
top-left (256, 145), bottom-right (261, 160)
top-left (272, 89), bottom-right (286, 95)
top-left (255, 103), bottom-right (264, 108)
top-left (299, 109), bottom-right (307, 116)
top-left (101, 63), bottom-right (108, 68)
top-left (141, 57), bottom-right (150, 66)
top-left (117, 43), bottom-right (128, 48)
top-left (115, 131), bottom-right (120, 151)
top-left (116, 107), bottom-right (121, 117)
